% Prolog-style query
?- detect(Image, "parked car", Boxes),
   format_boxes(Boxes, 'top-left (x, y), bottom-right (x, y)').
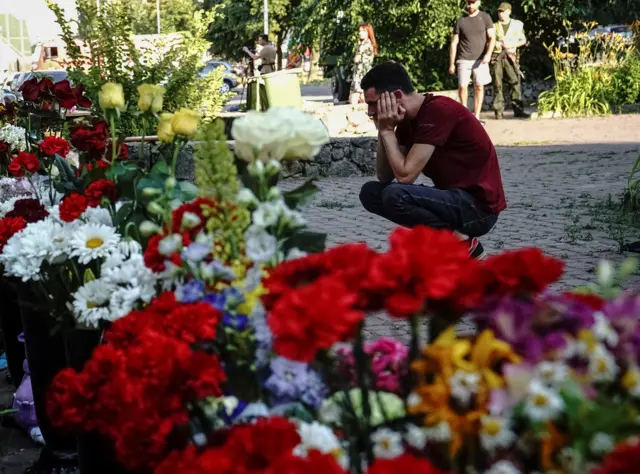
top-left (199, 61), bottom-right (239, 94)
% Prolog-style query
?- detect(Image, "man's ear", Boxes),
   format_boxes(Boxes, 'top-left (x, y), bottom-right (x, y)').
top-left (393, 90), bottom-right (403, 101)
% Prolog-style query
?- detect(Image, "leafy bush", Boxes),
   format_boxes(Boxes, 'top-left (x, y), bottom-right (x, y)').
top-left (47, 0), bottom-right (231, 136)
top-left (538, 24), bottom-right (639, 117)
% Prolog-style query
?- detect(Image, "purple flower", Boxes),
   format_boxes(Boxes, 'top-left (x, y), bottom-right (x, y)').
top-left (175, 280), bottom-right (205, 303)
top-left (264, 357), bottom-right (328, 409)
top-left (223, 312), bottom-right (249, 331)
top-left (181, 242), bottom-right (210, 262)
top-left (202, 260), bottom-right (236, 281)
top-left (251, 305), bottom-right (272, 368)
top-left (203, 287), bottom-right (244, 312)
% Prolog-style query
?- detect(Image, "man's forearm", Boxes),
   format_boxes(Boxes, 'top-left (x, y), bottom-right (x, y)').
top-left (485, 36), bottom-right (496, 58)
top-left (379, 130), bottom-right (411, 183)
top-left (449, 42), bottom-right (457, 67)
top-left (376, 135), bottom-right (394, 183)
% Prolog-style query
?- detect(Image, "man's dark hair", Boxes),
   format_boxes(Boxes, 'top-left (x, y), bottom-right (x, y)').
top-left (360, 61), bottom-right (415, 94)
top-left (259, 34), bottom-right (269, 42)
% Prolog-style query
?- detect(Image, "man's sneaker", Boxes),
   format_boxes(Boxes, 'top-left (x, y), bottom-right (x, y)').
top-left (495, 111), bottom-right (504, 120)
top-left (468, 238), bottom-right (487, 260)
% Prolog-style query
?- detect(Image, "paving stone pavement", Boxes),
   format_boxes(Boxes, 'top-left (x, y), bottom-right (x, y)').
top-left (284, 143), bottom-right (640, 341)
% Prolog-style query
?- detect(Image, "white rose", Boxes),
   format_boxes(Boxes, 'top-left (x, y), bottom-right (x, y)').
top-left (244, 225), bottom-right (278, 263)
top-left (265, 108), bottom-right (329, 160)
top-left (231, 110), bottom-right (293, 162)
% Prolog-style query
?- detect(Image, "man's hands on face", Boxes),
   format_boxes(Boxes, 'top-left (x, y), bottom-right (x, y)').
top-left (376, 92), bottom-right (406, 132)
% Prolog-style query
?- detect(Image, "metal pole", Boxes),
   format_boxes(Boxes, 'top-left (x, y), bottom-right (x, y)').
top-left (156, 0), bottom-right (161, 34)
top-left (263, 0), bottom-right (268, 34)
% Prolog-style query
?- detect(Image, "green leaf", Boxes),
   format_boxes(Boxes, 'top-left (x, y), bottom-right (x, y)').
top-left (83, 268), bottom-right (96, 284)
top-left (115, 202), bottom-right (134, 226)
top-left (151, 160), bottom-right (170, 177)
top-left (178, 181), bottom-right (199, 201)
top-left (284, 231), bottom-right (327, 254)
top-left (53, 155), bottom-right (77, 184)
top-left (283, 179), bottom-right (319, 209)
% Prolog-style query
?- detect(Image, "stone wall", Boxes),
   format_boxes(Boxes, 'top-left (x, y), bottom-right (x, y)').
top-left (129, 137), bottom-right (378, 182)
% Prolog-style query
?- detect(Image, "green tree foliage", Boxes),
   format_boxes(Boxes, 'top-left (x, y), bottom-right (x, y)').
top-left (203, 0), bottom-right (302, 65)
top-left (291, 0), bottom-right (460, 90)
top-left (47, 0), bottom-right (230, 135)
top-left (130, 0), bottom-right (203, 35)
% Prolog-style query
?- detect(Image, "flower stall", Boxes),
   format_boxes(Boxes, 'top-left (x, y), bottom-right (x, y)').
top-left (1, 73), bottom-right (640, 474)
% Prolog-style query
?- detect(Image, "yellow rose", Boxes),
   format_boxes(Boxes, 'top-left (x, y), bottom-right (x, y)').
top-left (99, 82), bottom-right (125, 111)
top-left (137, 84), bottom-right (165, 113)
top-left (171, 108), bottom-right (200, 138)
top-left (157, 113), bottom-right (175, 143)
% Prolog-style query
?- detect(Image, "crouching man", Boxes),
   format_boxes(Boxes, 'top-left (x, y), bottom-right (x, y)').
top-left (358, 62), bottom-right (507, 259)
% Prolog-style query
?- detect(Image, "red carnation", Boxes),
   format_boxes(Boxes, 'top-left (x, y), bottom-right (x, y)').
top-left (267, 450), bottom-right (347, 474)
top-left (52, 80), bottom-right (77, 109)
top-left (6, 198), bottom-right (49, 223)
top-left (475, 248), bottom-right (564, 296)
top-left (155, 445), bottom-right (233, 474)
top-left (171, 197), bottom-right (218, 234)
top-left (8, 152), bottom-right (41, 177)
top-left (59, 193), bottom-right (89, 222)
top-left (143, 233), bottom-right (185, 273)
top-left (40, 136), bottom-right (70, 157)
top-left (562, 291), bottom-right (605, 311)
top-left (0, 216), bottom-right (27, 252)
top-left (363, 226), bottom-right (471, 317)
top-left (594, 439), bottom-right (640, 474)
top-left (84, 179), bottom-right (117, 206)
top-left (19, 77), bottom-right (41, 102)
top-left (70, 120), bottom-right (109, 155)
top-left (366, 454), bottom-right (446, 474)
top-left (117, 142), bottom-right (129, 160)
top-left (268, 275), bottom-right (363, 362)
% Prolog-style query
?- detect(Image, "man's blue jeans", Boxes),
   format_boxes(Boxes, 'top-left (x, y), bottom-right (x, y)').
top-left (359, 181), bottom-right (498, 238)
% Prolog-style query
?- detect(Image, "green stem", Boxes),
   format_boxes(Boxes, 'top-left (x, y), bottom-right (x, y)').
top-left (353, 324), bottom-right (374, 467)
top-left (170, 142), bottom-right (181, 178)
top-left (140, 116), bottom-right (147, 170)
top-left (47, 162), bottom-right (54, 207)
top-left (109, 114), bottom-right (118, 172)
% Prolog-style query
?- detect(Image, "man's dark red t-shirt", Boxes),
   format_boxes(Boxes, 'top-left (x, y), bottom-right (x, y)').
top-left (395, 94), bottom-right (507, 214)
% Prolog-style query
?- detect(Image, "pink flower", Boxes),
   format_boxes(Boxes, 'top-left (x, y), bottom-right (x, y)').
top-left (336, 337), bottom-right (409, 394)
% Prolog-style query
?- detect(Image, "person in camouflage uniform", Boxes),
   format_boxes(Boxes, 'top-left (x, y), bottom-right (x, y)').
top-left (491, 2), bottom-right (529, 119)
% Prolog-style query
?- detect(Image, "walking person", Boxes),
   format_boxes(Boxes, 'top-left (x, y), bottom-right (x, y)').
top-left (243, 34), bottom-right (278, 75)
top-left (358, 62), bottom-right (507, 259)
top-left (491, 2), bottom-right (529, 119)
top-left (449, 0), bottom-right (496, 120)
top-left (350, 23), bottom-right (378, 105)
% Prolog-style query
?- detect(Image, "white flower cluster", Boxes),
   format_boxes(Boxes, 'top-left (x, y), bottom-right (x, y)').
top-left (231, 107), bottom-right (329, 163)
top-left (0, 124), bottom-right (27, 152)
top-left (72, 241), bottom-right (157, 327)
top-left (0, 205), bottom-right (157, 327)
top-left (239, 187), bottom-right (307, 264)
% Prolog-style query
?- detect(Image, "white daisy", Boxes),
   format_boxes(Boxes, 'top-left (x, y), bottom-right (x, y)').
top-left (589, 432), bottom-right (615, 456)
top-left (423, 421), bottom-right (452, 443)
top-left (479, 416), bottom-right (516, 452)
top-left (588, 344), bottom-right (619, 383)
top-left (404, 424), bottom-right (428, 450)
top-left (158, 233), bottom-right (182, 256)
top-left (449, 370), bottom-right (480, 407)
top-left (371, 428), bottom-right (404, 460)
top-left (109, 286), bottom-right (142, 320)
top-left (535, 361), bottom-right (570, 388)
top-left (72, 279), bottom-right (116, 327)
top-left (524, 379), bottom-right (564, 422)
top-left (81, 206), bottom-right (113, 226)
top-left (484, 460), bottom-right (521, 474)
top-left (69, 224), bottom-right (120, 265)
top-left (0, 219), bottom-right (58, 281)
top-left (0, 195), bottom-right (31, 218)
top-left (294, 421), bottom-right (347, 468)
top-left (592, 312), bottom-right (619, 347)
top-left (118, 239), bottom-right (143, 257)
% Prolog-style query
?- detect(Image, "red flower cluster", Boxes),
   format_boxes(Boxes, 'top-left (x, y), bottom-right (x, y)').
top-left (85, 179), bottom-right (118, 206)
top-left (0, 140), bottom-right (9, 154)
top-left (47, 293), bottom-right (225, 471)
top-left (264, 227), bottom-right (565, 362)
top-left (367, 454), bottom-right (448, 474)
top-left (155, 417), bottom-right (346, 474)
top-left (19, 77), bottom-right (91, 110)
top-left (0, 216), bottom-right (26, 251)
top-left (70, 120), bottom-right (109, 157)
top-left (144, 198), bottom-right (219, 273)
top-left (6, 198), bottom-right (49, 223)
top-left (40, 136), bottom-right (70, 157)
top-left (58, 179), bottom-right (117, 222)
top-left (8, 152), bottom-right (41, 177)
top-left (593, 439), bottom-right (640, 474)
